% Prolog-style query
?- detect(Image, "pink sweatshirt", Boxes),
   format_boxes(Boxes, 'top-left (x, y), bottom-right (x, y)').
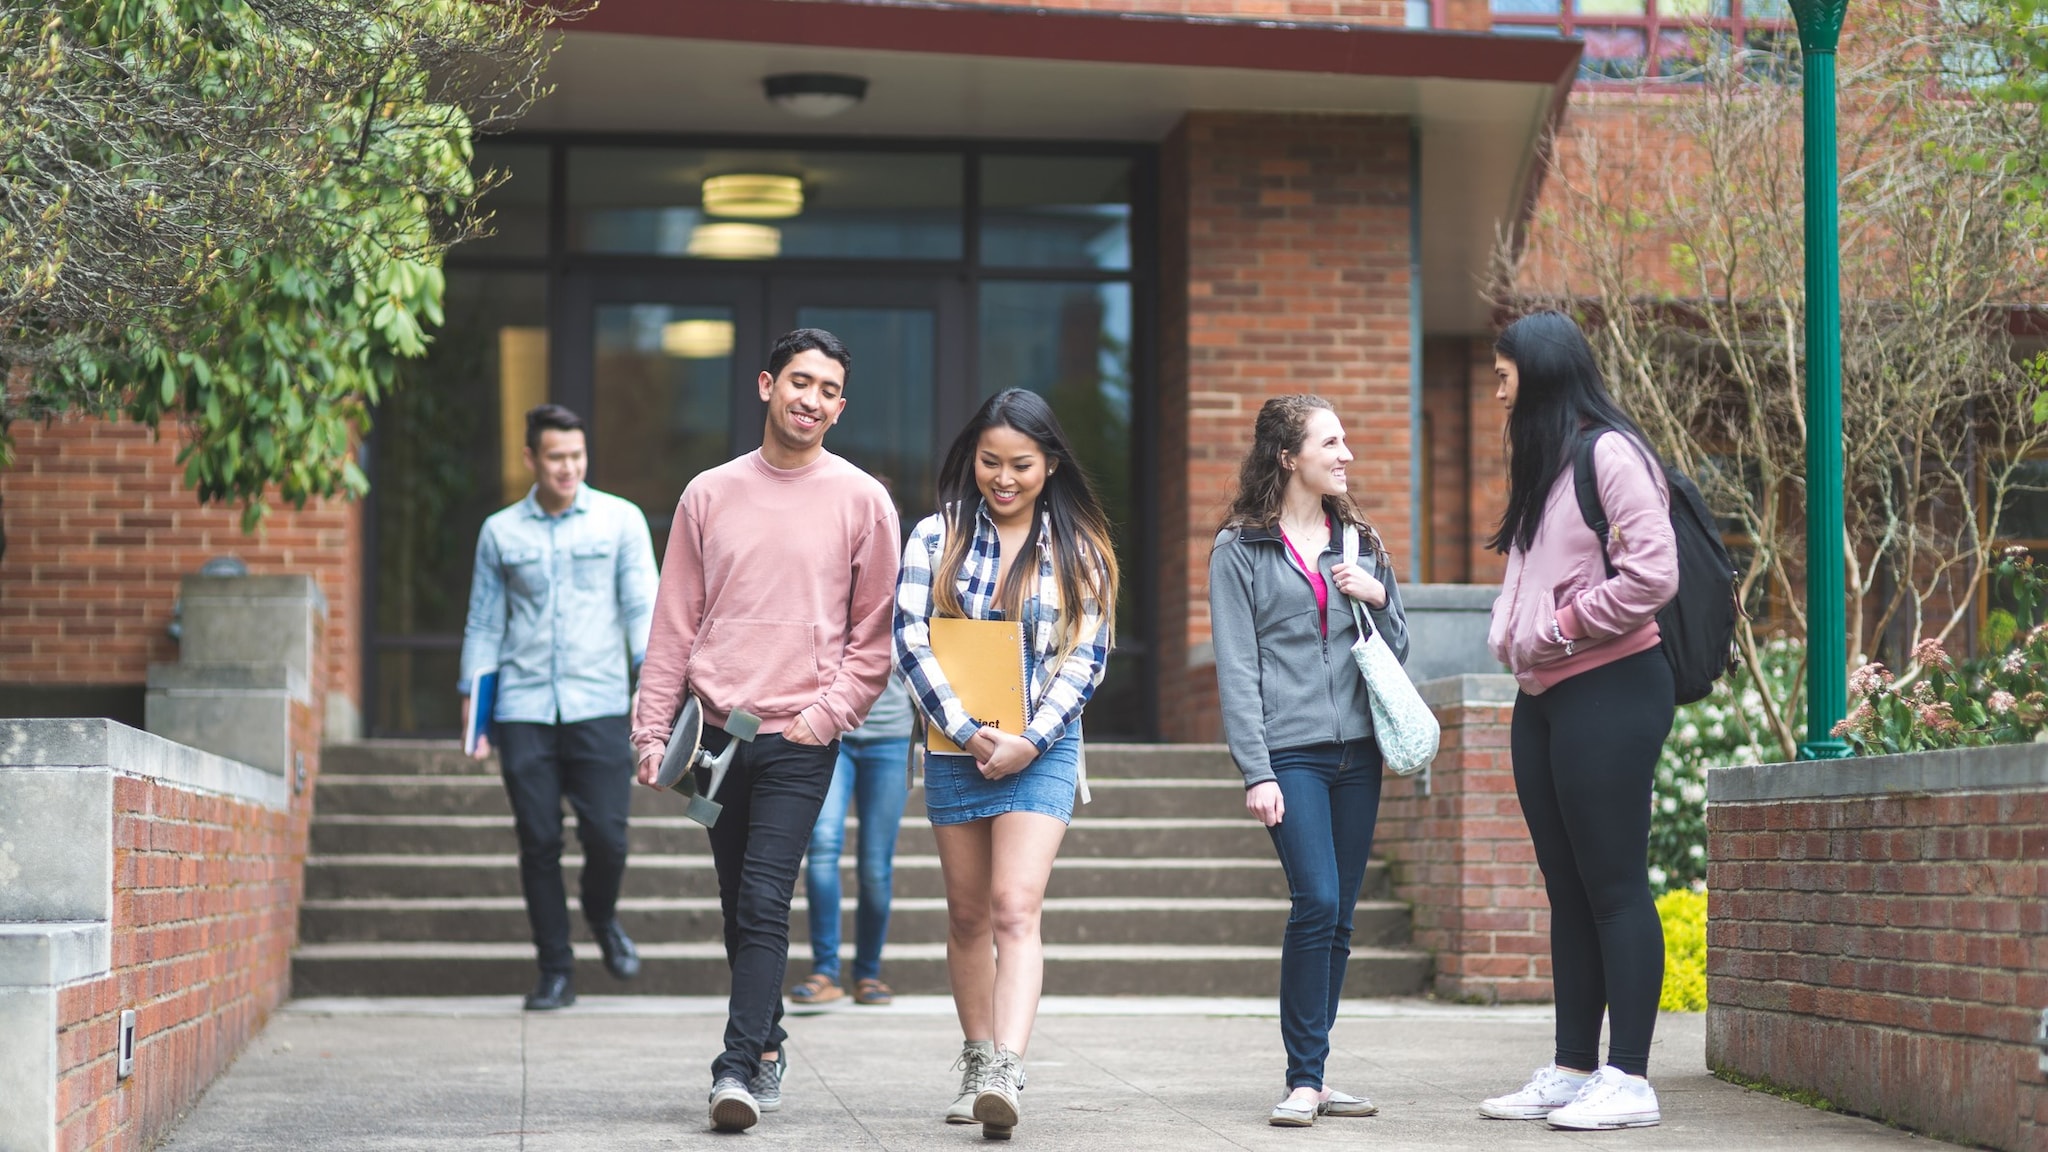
top-left (630, 450), bottom-right (901, 760)
top-left (1487, 431), bottom-right (1679, 695)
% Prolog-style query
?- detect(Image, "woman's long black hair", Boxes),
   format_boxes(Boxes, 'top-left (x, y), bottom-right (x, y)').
top-left (1485, 311), bottom-right (1659, 555)
top-left (933, 389), bottom-right (1121, 661)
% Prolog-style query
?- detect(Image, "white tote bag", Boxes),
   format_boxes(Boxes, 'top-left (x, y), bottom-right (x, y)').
top-left (1343, 525), bottom-right (1439, 777)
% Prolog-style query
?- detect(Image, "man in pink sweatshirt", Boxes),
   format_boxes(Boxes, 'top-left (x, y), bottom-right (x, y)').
top-left (630, 328), bottom-right (900, 1132)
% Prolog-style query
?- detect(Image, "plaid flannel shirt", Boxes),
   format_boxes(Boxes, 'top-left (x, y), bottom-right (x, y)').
top-left (895, 502), bottom-right (1112, 752)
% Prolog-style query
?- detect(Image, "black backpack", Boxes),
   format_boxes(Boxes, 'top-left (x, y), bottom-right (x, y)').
top-left (1573, 428), bottom-right (1741, 706)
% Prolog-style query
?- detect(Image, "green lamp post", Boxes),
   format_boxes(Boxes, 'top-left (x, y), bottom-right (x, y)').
top-left (1789, 0), bottom-right (1854, 760)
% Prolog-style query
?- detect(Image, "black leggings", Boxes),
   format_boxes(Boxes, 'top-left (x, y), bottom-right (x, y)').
top-left (1511, 647), bottom-right (1674, 1078)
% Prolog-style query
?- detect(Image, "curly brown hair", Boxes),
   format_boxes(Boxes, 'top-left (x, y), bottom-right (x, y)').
top-left (1220, 394), bottom-right (1384, 555)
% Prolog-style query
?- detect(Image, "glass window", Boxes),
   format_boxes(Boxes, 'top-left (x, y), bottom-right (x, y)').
top-left (461, 143), bottom-right (549, 259)
top-left (568, 148), bottom-right (963, 261)
top-left (589, 303), bottom-right (738, 556)
top-left (980, 156), bottom-right (1132, 271)
top-left (795, 306), bottom-right (937, 528)
top-left (1998, 460), bottom-right (2048, 542)
top-left (372, 272), bottom-right (546, 735)
top-left (979, 280), bottom-right (1140, 737)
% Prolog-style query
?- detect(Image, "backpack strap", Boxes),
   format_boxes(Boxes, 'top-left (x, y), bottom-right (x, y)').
top-left (1572, 426), bottom-right (1619, 579)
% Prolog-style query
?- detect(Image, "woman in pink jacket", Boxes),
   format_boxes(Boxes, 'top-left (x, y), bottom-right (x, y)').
top-left (1479, 312), bottom-right (1679, 1132)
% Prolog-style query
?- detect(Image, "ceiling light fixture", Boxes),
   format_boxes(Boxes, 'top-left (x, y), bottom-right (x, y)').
top-left (686, 222), bottom-right (781, 260)
top-left (701, 173), bottom-right (804, 219)
top-left (661, 319), bottom-right (736, 359)
top-left (763, 72), bottom-right (869, 119)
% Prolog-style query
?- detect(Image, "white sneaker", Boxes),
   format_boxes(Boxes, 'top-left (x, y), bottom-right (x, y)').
top-left (1547, 1066), bottom-right (1661, 1130)
top-left (1479, 1065), bottom-right (1593, 1120)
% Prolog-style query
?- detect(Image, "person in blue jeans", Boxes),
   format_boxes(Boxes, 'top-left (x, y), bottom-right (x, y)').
top-left (1207, 394), bottom-right (1409, 1128)
top-left (790, 672), bottom-right (914, 1006)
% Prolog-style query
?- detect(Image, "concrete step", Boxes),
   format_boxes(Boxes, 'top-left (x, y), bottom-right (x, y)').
top-left (312, 775), bottom-right (1249, 821)
top-left (320, 741), bottom-right (1240, 782)
top-left (296, 895), bottom-right (1416, 950)
top-left (304, 854), bottom-right (1397, 903)
top-left (308, 814), bottom-right (1280, 860)
top-left (289, 940), bottom-right (1432, 999)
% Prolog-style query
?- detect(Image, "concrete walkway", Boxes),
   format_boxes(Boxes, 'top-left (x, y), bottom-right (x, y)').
top-left (162, 997), bottom-right (1944, 1151)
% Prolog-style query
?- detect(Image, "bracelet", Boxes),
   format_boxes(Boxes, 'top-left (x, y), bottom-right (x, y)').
top-left (1550, 618), bottom-right (1576, 657)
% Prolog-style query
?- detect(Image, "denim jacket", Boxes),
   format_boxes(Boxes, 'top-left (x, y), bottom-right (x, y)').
top-left (459, 485), bottom-right (659, 724)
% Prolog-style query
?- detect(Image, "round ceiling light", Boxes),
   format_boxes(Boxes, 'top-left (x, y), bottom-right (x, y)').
top-left (661, 319), bottom-right (736, 359)
top-left (763, 72), bottom-right (869, 119)
top-left (686, 222), bottom-right (782, 260)
top-left (701, 173), bottom-right (804, 219)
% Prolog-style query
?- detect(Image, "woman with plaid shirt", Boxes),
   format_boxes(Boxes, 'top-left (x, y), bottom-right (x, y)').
top-left (894, 388), bottom-right (1119, 1140)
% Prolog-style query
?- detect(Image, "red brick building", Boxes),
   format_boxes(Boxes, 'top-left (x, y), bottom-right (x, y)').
top-left (3, 0), bottom-right (1797, 741)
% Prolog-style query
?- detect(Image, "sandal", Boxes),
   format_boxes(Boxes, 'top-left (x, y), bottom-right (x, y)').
top-left (854, 978), bottom-right (894, 1006)
top-left (789, 972), bottom-right (844, 1004)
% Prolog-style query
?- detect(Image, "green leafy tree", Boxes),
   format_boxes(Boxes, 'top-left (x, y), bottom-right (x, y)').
top-left (1, 0), bottom-right (586, 527)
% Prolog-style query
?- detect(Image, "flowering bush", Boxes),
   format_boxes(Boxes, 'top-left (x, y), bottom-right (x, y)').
top-left (1656, 888), bottom-right (1708, 1012)
top-left (1651, 636), bottom-right (1805, 893)
top-left (1834, 548), bottom-right (2048, 754)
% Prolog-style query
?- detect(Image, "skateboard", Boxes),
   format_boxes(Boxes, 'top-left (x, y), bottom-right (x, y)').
top-left (653, 694), bottom-right (761, 828)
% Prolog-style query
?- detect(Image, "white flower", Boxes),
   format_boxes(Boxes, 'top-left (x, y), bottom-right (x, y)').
top-left (1990, 690), bottom-right (2017, 715)
top-left (1688, 844), bottom-right (1706, 859)
top-left (2005, 651), bottom-right (2027, 674)
top-left (1661, 796), bottom-right (1680, 814)
top-left (1647, 866), bottom-right (1669, 887)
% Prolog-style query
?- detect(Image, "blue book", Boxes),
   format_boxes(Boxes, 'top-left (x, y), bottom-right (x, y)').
top-left (465, 668), bottom-right (498, 756)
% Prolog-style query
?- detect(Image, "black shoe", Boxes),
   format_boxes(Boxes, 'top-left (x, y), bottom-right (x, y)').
top-left (524, 972), bottom-right (575, 1010)
top-left (593, 920), bottom-right (641, 981)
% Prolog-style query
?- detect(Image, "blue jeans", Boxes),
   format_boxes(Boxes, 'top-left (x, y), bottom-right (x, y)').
top-left (1266, 738), bottom-right (1384, 1089)
top-left (804, 737), bottom-right (912, 983)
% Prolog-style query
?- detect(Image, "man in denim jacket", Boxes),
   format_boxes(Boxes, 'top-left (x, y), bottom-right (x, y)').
top-left (460, 403), bottom-right (659, 1010)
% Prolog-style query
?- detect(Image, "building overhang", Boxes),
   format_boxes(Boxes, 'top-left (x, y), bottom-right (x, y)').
top-left (526, 0), bottom-right (1582, 331)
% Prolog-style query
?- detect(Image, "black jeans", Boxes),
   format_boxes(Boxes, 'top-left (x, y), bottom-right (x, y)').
top-left (496, 716), bottom-right (635, 977)
top-left (703, 728), bottom-right (838, 1085)
top-left (1510, 648), bottom-right (1675, 1077)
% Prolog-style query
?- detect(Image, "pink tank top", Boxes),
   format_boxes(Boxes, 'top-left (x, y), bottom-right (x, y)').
top-left (1281, 528), bottom-right (1329, 636)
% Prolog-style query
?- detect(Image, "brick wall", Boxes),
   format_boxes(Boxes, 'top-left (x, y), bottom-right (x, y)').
top-left (1464, 335), bottom-right (1508, 586)
top-left (1706, 751), bottom-right (2048, 1152)
top-left (0, 417), bottom-right (361, 733)
top-left (1375, 675), bottom-right (1552, 1002)
top-left (1161, 112), bottom-right (1417, 740)
top-left (52, 768), bottom-right (311, 1152)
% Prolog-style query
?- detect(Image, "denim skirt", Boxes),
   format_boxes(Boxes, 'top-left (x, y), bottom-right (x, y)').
top-left (923, 730), bottom-right (1082, 826)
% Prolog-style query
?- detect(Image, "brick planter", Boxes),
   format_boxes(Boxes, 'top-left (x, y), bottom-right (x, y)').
top-left (1706, 746), bottom-right (2048, 1152)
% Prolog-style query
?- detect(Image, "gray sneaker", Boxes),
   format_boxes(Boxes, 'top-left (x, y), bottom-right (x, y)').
top-left (708, 1077), bottom-right (759, 1132)
top-left (750, 1049), bottom-right (787, 1113)
top-left (946, 1041), bottom-right (994, 1124)
top-left (973, 1047), bottom-right (1025, 1133)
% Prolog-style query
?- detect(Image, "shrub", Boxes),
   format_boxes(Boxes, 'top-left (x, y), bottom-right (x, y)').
top-left (1651, 636), bottom-right (1805, 892)
top-left (1656, 888), bottom-right (1708, 1012)
top-left (1836, 548), bottom-right (2048, 754)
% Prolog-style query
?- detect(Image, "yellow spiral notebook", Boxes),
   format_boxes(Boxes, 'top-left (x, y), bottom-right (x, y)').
top-left (925, 617), bottom-right (1029, 755)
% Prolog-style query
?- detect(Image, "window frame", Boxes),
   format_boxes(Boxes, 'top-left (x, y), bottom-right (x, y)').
top-left (1489, 0), bottom-right (1797, 83)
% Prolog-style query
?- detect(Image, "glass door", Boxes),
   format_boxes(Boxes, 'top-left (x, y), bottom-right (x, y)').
top-left (768, 276), bottom-right (964, 530)
top-left (558, 274), bottom-right (764, 555)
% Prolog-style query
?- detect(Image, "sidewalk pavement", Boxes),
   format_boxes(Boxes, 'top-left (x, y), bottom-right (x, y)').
top-left (161, 997), bottom-right (1942, 1151)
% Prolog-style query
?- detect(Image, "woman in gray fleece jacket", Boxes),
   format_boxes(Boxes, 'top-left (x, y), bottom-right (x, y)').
top-left (1207, 394), bottom-right (1407, 1128)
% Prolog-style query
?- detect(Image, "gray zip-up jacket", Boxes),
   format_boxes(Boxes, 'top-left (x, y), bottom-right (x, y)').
top-left (1208, 523), bottom-right (1410, 788)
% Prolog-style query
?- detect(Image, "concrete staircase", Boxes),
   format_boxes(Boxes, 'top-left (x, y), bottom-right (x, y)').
top-left (292, 743), bottom-right (1432, 998)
